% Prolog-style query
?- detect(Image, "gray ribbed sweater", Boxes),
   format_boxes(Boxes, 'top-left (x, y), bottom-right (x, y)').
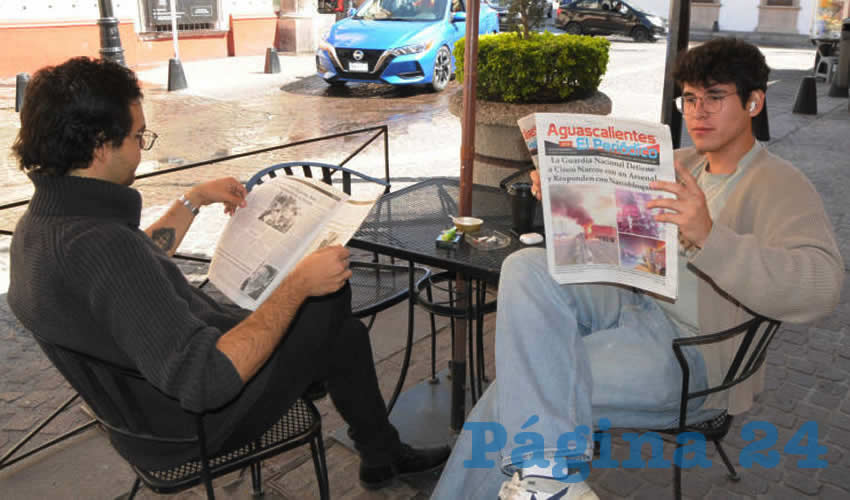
top-left (7, 174), bottom-right (270, 467)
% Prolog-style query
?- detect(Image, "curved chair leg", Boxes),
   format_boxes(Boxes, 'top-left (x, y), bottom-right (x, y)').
top-left (465, 280), bottom-right (478, 403)
top-left (0, 393), bottom-right (97, 471)
top-left (426, 282), bottom-right (438, 383)
top-left (311, 434), bottom-right (330, 500)
top-left (673, 462), bottom-right (682, 500)
top-left (127, 477), bottom-right (143, 500)
top-left (714, 440), bottom-right (740, 481)
top-left (386, 262), bottom-right (417, 414)
top-left (448, 280), bottom-right (456, 378)
top-left (476, 280), bottom-right (488, 392)
top-left (250, 462), bottom-right (264, 497)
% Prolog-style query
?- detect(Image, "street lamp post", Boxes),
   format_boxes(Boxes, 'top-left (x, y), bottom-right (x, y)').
top-left (97, 0), bottom-right (127, 66)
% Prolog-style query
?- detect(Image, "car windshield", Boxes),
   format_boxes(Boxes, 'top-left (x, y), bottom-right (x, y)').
top-left (354, 0), bottom-right (448, 21)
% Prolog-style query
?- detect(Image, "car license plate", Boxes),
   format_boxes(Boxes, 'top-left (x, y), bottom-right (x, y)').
top-left (348, 62), bottom-right (369, 72)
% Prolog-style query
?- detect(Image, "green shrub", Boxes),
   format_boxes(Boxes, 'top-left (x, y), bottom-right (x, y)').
top-left (454, 32), bottom-right (610, 104)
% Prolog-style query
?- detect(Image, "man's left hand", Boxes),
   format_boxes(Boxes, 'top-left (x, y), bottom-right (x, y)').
top-left (646, 162), bottom-right (713, 249)
top-left (188, 177), bottom-right (248, 216)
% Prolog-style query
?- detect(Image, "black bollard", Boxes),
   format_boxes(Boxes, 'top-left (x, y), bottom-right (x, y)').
top-left (15, 73), bottom-right (30, 113)
top-left (792, 76), bottom-right (817, 115)
top-left (712, 20), bottom-right (719, 32)
top-left (264, 48), bottom-right (281, 74)
top-left (167, 58), bottom-right (188, 91)
top-left (828, 77), bottom-right (849, 98)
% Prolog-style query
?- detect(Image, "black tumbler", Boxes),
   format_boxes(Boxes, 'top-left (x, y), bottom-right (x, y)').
top-left (508, 182), bottom-right (537, 235)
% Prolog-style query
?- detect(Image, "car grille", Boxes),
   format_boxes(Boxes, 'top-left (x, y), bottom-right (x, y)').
top-left (335, 48), bottom-right (385, 73)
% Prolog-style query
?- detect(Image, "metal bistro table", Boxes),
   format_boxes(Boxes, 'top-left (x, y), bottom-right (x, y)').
top-left (348, 177), bottom-right (543, 445)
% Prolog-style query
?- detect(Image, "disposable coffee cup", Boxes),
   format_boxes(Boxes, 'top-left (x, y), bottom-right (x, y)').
top-left (508, 182), bottom-right (537, 235)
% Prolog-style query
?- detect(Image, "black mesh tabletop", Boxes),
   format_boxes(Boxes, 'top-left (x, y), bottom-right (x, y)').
top-left (350, 178), bottom-right (544, 283)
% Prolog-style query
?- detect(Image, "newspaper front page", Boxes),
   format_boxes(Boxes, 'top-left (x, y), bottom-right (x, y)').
top-left (209, 176), bottom-right (381, 310)
top-left (530, 113), bottom-right (678, 299)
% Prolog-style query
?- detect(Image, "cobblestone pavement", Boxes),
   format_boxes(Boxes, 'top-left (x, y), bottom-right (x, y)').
top-left (1, 43), bottom-right (849, 499)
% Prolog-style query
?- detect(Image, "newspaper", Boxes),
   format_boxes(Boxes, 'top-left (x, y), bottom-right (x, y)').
top-left (208, 176), bottom-right (382, 310)
top-left (518, 113), bottom-right (678, 299)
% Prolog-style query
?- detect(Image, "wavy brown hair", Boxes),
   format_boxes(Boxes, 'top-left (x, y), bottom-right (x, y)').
top-left (673, 38), bottom-right (770, 106)
top-left (12, 57), bottom-right (143, 176)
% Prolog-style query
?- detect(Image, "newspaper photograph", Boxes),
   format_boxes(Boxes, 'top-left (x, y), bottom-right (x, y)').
top-left (208, 176), bottom-right (381, 310)
top-left (531, 113), bottom-right (678, 298)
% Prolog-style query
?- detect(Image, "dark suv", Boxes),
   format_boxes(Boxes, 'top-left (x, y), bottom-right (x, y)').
top-left (555, 0), bottom-right (666, 42)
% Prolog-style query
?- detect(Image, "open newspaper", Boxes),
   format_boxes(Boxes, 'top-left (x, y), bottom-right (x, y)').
top-left (518, 113), bottom-right (678, 299)
top-left (208, 176), bottom-right (382, 310)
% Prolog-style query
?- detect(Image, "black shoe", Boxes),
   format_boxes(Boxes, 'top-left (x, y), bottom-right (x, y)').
top-left (359, 443), bottom-right (451, 490)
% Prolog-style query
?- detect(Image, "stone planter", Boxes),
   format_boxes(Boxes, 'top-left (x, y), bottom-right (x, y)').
top-left (448, 88), bottom-right (612, 186)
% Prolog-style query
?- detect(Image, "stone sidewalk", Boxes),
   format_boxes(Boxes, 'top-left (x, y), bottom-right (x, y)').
top-left (1, 47), bottom-right (849, 499)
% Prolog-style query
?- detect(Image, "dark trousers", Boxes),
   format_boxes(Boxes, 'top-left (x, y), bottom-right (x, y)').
top-left (218, 284), bottom-right (400, 466)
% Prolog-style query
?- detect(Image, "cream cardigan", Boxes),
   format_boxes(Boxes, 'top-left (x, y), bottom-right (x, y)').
top-left (676, 146), bottom-right (844, 414)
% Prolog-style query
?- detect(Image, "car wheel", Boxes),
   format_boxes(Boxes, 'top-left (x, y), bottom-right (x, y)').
top-left (430, 45), bottom-right (452, 92)
top-left (631, 26), bottom-right (650, 42)
top-left (565, 22), bottom-right (582, 35)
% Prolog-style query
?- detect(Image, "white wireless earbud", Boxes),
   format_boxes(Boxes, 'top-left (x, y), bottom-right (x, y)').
top-left (749, 101), bottom-right (757, 112)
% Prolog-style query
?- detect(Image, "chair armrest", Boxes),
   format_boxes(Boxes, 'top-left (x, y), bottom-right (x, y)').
top-left (670, 315), bottom-right (780, 428)
top-left (671, 316), bottom-right (764, 348)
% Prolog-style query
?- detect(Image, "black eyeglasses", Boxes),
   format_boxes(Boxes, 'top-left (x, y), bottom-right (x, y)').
top-left (136, 130), bottom-right (158, 150)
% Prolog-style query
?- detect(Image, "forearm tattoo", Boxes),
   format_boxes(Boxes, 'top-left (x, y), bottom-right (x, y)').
top-left (151, 227), bottom-right (176, 252)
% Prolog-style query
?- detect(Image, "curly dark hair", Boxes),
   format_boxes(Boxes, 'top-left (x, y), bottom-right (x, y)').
top-left (12, 57), bottom-right (143, 176)
top-left (673, 38), bottom-right (770, 107)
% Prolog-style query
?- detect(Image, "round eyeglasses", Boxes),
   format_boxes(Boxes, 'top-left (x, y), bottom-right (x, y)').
top-left (674, 92), bottom-right (737, 115)
top-left (136, 130), bottom-right (158, 151)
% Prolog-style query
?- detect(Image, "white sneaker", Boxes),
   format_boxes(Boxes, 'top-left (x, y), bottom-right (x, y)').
top-left (497, 472), bottom-right (599, 500)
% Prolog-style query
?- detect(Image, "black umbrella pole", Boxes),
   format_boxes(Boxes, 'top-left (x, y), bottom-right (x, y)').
top-left (660, 0), bottom-right (690, 148)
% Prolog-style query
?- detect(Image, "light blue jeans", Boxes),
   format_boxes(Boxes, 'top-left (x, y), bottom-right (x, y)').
top-left (431, 248), bottom-right (718, 500)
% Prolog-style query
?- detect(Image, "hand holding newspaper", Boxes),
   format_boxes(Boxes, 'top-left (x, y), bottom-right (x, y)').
top-left (517, 113), bottom-right (678, 299)
top-left (208, 176), bottom-right (382, 310)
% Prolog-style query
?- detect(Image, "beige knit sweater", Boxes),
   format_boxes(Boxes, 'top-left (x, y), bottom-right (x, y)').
top-left (676, 147), bottom-right (844, 414)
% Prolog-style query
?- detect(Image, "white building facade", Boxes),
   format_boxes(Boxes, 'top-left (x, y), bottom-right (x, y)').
top-left (626, 0), bottom-right (847, 40)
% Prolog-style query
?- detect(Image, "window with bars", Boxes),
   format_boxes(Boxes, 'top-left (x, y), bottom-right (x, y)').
top-left (142, 0), bottom-right (221, 33)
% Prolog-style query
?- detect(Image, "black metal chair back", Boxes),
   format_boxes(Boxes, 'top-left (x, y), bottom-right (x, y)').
top-left (673, 316), bottom-right (782, 431)
top-left (665, 315), bottom-right (782, 499)
top-left (245, 161), bottom-right (390, 196)
top-left (29, 332), bottom-right (329, 499)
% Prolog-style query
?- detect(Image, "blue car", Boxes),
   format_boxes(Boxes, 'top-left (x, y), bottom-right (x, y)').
top-left (316, 0), bottom-right (499, 91)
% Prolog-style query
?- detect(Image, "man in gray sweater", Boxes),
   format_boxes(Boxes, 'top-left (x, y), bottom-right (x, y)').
top-left (433, 38), bottom-right (843, 500)
top-left (7, 56), bottom-right (448, 490)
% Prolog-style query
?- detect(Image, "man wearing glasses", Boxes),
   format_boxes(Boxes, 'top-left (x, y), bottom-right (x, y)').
top-left (8, 57), bottom-right (448, 488)
top-left (433, 38), bottom-right (842, 500)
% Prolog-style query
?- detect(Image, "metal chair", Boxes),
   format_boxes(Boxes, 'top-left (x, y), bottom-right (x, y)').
top-left (28, 331), bottom-right (330, 499)
top-left (243, 161), bottom-right (437, 413)
top-left (814, 42), bottom-right (839, 82)
top-left (628, 315), bottom-right (781, 499)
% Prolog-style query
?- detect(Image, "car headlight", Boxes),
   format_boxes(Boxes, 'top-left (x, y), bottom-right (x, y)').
top-left (647, 15), bottom-right (664, 28)
top-left (318, 39), bottom-right (334, 52)
top-left (389, 40), bottom-right (435, 56)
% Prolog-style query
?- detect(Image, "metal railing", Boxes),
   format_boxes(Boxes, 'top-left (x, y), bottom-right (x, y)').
top-left (0, 125), bottom-right (390, 237)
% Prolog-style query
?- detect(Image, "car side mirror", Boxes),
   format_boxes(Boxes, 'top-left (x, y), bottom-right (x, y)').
top-left (348, 7), bottom-right (357, 17)
top-left (452, 12), bottom-right (467, 23)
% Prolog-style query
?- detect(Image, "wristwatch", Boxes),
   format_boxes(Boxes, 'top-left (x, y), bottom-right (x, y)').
top-left (178, 194), bottom-right (200, 216)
